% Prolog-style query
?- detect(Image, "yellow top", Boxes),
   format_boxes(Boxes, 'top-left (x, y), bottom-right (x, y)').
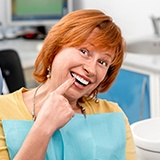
top-left (0, 88), bottom-right (137, 160)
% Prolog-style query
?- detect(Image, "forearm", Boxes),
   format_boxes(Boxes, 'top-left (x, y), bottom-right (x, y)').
top-left (13, 79), bottom-right (75, 159)
top-left (13, 121), bottom-right (53, 160)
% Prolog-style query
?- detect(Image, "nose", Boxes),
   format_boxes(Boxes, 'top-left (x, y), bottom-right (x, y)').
top-left (83, 61), bottom-right (96, 76)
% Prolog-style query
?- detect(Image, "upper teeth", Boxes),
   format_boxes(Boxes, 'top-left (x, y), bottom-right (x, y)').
top-left (72, 73), bottom-right (89, 85)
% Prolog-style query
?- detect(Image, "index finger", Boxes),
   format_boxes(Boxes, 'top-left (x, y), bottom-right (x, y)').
top-left (55, 77), bottom-right (75, 95)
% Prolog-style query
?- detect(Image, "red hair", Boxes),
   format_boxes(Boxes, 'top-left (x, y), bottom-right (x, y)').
top-left (33, 9), bottom-right (126, 93)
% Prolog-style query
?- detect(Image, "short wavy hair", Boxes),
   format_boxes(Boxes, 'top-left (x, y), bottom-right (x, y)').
top-left (33, 9), bottom-right (126, 95)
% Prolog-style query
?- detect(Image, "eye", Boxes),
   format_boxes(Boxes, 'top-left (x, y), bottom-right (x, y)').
top-left (98, 60), bottom-right (108, 66)
top-left (80, 48), bottom-right (89, 56)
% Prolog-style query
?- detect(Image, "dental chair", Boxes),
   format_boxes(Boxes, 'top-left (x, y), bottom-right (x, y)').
top-left (0, 68), bottom-right (3, 94)
top-left (0, 49), bottom-right (26, 93)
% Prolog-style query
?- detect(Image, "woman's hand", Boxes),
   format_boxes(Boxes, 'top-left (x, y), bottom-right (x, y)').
top-left (35, 78), bottom-right (75, 135)
top-left (14, 78), bottom-right (76, 160)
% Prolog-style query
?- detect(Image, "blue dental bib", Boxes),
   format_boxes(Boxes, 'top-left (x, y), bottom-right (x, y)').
top-left (2, 113), bottom-right (126, 160)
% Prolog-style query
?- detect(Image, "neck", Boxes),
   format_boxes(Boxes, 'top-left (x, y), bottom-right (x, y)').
top-left (32, 83), bottom-right (86, 121)
top-left (75, 101), bottom-right (86, 118)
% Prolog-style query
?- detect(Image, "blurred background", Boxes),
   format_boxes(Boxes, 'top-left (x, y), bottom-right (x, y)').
top-left (0, 0), bottom-right (160, 125)
top-left (0, 0), bottom-right (160, 41)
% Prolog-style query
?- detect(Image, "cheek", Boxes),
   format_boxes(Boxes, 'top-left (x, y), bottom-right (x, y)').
top-left (97, 69), bottom-right (107, 83)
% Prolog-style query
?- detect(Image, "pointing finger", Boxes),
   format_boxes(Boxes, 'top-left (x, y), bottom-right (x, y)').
top-left (55, 77), bottom-right (75, 95)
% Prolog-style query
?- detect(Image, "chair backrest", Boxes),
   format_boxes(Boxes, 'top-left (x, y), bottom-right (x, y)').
top-left (0, 49), bottom-right (26, 93)
top-left (0, 68), bottom-right (3, 94)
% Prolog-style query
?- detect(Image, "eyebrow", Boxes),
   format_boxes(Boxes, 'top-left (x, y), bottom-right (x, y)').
top-left (104, 52), bottom-right (112, 57)
top-left (85, 43), bottom-right (114, 59)
top-left (103, 52), bottom-right (115, 62)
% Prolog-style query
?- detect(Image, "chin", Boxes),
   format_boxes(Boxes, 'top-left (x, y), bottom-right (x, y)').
top-left (65, 90), bottom-right (82, 100)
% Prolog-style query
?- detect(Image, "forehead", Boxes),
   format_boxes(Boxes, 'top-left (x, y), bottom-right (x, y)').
top-left (81, 29), bottom-right (116, 58)
top-left (82, 28), bottom-right (115, 53)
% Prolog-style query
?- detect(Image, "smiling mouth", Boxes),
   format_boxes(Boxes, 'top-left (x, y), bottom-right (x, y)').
top-left (71, 72), bottom-right (90, 86)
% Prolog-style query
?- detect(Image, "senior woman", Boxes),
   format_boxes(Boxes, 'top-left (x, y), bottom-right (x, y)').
top-left (0, 9), bottom-right (137, 160)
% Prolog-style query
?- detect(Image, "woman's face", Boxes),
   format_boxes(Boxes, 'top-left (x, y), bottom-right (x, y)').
top-left (49, 43), bottom-right (115, 101)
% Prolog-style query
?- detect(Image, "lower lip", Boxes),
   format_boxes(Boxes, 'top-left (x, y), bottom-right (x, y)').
top-left (74, 81), bottom-right (86, 90)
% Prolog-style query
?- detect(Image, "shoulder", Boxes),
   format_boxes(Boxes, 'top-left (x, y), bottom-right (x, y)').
top-left (0, 88), bottom-right (27, 119)
top-left (0, 88), bottom-right (25, 102)
top-left (82, 97), bottom-right (124, 114)
top-left (82, 96), bottom-right (130, 129)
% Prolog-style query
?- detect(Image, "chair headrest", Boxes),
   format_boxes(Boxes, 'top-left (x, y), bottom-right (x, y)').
top-left (0, 68), bottom-right (3, 94)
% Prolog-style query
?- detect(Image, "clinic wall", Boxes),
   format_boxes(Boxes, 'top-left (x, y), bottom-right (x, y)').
top-left (1, 0), bottom-right (160, 41)
top-left (73, 0), bottom-right (160, 41)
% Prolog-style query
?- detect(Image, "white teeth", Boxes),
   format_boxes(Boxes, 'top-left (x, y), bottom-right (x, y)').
top-left (72, 73), bottom-right (89, 85)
